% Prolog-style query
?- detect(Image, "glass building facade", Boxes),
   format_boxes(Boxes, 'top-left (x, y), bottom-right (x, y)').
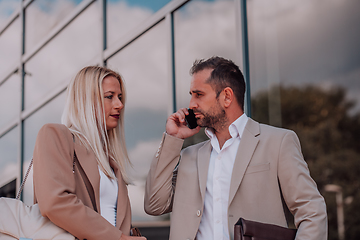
top-left (0, 0), bottom-right (359, 239)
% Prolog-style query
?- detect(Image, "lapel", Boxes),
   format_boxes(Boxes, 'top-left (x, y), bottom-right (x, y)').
top-left (197, 140), bottom-right (212, 204)
top-left (228, 118), bottom-right (260, 205)
top-left (73, 137), bottom-right (101, 212)
top-left (110, 159), bottom-right (128, 228)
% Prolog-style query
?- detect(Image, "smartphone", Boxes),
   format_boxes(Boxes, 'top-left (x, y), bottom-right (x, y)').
top-left (185, 109), bottom-right (198, 129)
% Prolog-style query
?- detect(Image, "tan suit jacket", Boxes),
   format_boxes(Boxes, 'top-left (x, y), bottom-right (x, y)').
top-left (33, 123), bottom-right (131, 240)
top-left (144, 118), bottom-right (327, 240)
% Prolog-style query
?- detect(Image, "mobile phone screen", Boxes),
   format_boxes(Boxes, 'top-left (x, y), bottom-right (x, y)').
top-left (185, 109), bottom-right (198, 129)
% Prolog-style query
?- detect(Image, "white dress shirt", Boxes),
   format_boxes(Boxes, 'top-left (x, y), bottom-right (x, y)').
top-left (99, 167), bottom-right (118, 226)
top-left (196, 114), bottom-right (248, 240)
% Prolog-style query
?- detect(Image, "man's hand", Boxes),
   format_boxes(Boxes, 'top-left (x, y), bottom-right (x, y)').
top-left (166, 108), bottom-right (201, 139)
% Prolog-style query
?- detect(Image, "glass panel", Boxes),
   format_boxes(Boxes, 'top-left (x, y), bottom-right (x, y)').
top-left (24, 2), bottom-right (100, 110)
top-left (0, 0), bottom-right (21, 28)
top-left (174, 0), bottom-right (237, 145)
top-left (107, 0), bottom-right (171, 48)
top-left (25, 0), bottom-right (84, 53)
top-left (0, 73), bottom-right (20, 129)
top-left (0, 179), bottom-right (16, 198)
top-left (0, 126), bottom-right (18, 189)
top-left (174, 0), bottom-right (237, 109)
top-left (0, 18), bottom-right (20, 79)
top-left (22, 91), bottom-right (66, 205)
top-left (107, 21), bottom-right (169, 222)
top-left (247, 1), bottom-right (360, 239)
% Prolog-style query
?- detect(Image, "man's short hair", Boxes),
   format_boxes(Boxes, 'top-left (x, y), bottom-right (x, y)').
top-left (190, 56), bottom-right (245, 110)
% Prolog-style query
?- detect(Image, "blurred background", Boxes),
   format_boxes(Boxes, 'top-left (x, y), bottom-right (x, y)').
top-left (0, 0), bottom-right (359, 239)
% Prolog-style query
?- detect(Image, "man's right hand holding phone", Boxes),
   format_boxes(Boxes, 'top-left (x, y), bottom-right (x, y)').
top-left (166, 108), bottom-right (201, 139)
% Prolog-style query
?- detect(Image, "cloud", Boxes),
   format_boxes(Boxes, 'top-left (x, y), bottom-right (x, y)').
top-left (0, 0), bottom-right (20, 26)
top-left (247, 0), bottom-right (360, 113)
top-left (127, 138), bottom-right (161, 180)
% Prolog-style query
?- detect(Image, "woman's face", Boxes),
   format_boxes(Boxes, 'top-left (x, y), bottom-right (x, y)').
top-left (102, 75), bottom-right (123, 131)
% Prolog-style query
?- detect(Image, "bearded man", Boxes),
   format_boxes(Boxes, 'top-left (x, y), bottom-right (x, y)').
top-left (144, 56), bottom-right (327, 240)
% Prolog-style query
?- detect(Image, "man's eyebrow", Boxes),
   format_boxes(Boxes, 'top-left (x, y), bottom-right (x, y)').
top-left (189, 90), bottom-right (203, 95)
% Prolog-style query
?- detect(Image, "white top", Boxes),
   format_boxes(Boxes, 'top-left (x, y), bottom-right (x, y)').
top-left (196, 114), bottom-right (248, 240)
top-left (99, 167), bottom-right (118, 226)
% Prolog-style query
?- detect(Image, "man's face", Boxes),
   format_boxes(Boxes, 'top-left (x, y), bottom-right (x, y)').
top-left (189, 69), bottom-right (227, 130)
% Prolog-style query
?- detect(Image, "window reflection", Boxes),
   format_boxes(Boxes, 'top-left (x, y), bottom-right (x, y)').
top-left (174, 0), bottom-right (237, 146)
top-left (25, 0), bottom-right (84, 53)
top-left (0, 126), bottom-right (18, 189)
top-left (22, 91), bottom-right (66, 205)
top-left (107, 21), bottom-right (168, 222)
top-left (24, 2), bottom-right (100, 110)
top-left (248, 0), bottom-right (360, 123)
top-left (0, 73), bottom-right (20, 129)
top-left (106, 0), bottom-right (171, 48)
top-left (174, 0), bottom-right (237, 109)
top-left (247, 1), bottom-right (360, 239)
top-left (0, 18), bottom-right (20, 79)
top-left (0, 0), bottom-right (20, 28)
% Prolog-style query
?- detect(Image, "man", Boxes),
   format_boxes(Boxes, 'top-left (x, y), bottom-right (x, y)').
top-left (144, 56), bottom-right (327, 240)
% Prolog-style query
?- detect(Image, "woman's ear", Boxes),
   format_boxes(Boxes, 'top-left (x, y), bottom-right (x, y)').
top-left (222, 87), bottom-right (234, 108)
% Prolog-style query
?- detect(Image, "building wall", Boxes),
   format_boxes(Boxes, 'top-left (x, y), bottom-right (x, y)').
top-left (1, 0), bottom-right (360, 239)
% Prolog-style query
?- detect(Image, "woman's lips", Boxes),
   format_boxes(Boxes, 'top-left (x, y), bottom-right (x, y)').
top-left (111, 115), bottom-right (119, 119)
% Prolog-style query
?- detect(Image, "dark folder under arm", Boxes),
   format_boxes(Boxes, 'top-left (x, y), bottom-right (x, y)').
top-left (234, 218), bottom-right (297, 240)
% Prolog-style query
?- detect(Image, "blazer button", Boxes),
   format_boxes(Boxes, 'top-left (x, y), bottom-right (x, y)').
top-left (197, 210), bottom-right (201, 217)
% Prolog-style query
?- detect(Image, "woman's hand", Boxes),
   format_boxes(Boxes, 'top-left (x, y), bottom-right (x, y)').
top-left (120, 234), bottom-right (146, 240)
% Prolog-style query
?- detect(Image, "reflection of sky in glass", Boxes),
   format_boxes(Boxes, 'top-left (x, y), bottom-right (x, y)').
top-left (107, 21), bottom-right (169, 221)
top-left (174, 0), bottom-right (237, 109)
top-left (0, 18), bottom-right (20, 78)
top-left (33, 0), bottom-right (83, 13)
top-left (24, 2), bottom-right (100, 110)
top-left (108, 0), bottom-right (171, 12)
top-left (106, 0), bottom-right (171, 48)
top-left (108, 20), bottom-right (168, 178)
top-left (0, 0), bottom-right (20, 27)
top-left (23, 92), bottom-right (65, 162)
top-left (248, 0), bottom-right (360, 113)
top-left (0, 126), bottom-right (18, 186)
top-left (25, 0), bottom-right (84, 52)
top-left (0, 73), bottom-right (20, 129)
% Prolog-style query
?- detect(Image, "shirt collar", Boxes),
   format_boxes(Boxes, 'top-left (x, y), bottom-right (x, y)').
top-left (205, 113), bottom-right (248, 140)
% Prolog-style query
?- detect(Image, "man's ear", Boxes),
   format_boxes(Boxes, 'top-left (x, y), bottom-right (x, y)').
top-left (222, 87), bottom-right (234, 108)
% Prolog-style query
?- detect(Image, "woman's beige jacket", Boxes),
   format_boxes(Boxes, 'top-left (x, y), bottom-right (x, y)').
top-left (33, 123), bottom-right (131, 240)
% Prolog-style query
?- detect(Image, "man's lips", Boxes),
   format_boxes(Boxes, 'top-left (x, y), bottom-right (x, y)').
top-left (193, 112), bottom-right (201, 118)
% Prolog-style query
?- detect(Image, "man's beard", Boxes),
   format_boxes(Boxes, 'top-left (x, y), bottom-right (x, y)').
top-left (195, 101), bottom-right (227, 131)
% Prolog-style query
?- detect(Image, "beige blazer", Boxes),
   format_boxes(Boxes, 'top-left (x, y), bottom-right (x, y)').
top-left (144, 118), bottom-right (327, 240)
top-left (33, 123), bottom-right (131, 240)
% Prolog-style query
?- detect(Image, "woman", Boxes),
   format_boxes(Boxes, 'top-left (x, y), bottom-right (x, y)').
top-left (33, 66), bottom-right (146, 240)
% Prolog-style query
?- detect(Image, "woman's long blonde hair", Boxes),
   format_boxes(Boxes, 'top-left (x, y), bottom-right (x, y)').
top-left (61, 66), bottom-right (130, 183)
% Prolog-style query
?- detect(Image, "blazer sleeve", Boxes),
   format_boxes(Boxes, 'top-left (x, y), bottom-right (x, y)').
top-left (33, 124), bottom-right (122, 240)
top-left (144, 133), bottom-right (184, 216)
top-left (277, 130), bottom-right (328, 240)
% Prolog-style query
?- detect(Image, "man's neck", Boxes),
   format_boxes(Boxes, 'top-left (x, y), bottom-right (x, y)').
top-left (214, 111), bottom-right (244, 149)
top-left (215, 130), bottom-right (231, 150)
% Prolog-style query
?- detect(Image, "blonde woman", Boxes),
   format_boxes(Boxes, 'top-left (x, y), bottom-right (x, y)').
top-left (33, 66), bottom-right (146, 240)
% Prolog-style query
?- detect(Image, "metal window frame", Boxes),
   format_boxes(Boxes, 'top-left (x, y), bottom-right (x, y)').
top-left (0, 0), bottom-right (251, 200)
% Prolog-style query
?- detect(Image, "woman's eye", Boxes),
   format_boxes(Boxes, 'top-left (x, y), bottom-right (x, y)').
top-left (105, 95), bottom-right (112, 99)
